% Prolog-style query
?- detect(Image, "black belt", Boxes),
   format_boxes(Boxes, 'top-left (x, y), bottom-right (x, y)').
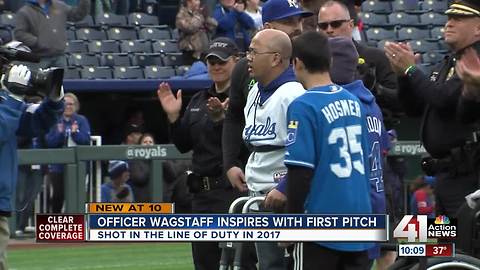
top-left (247, 144), bottom-right (285, 153)
top-left (187, 173), bottom-right (224, 193)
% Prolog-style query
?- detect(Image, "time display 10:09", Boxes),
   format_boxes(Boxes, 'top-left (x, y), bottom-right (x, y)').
top-left (398, 244), bottom-right (426, 257)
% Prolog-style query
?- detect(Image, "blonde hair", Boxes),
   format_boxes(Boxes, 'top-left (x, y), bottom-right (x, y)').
top-left (64, 92), bottom-right (80, 112)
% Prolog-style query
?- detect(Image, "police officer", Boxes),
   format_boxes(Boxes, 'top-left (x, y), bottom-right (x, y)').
top-left (157, 38), bottom-right (255, 270)
top-left (384, 0), bottom-right (480, 218)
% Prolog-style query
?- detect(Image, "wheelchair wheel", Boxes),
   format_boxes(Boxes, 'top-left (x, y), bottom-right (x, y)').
top-left (389, 254), bottom-right (480, 270)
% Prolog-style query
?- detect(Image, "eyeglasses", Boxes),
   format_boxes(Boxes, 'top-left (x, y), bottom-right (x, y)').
top-left (247, 48), bottom-right (279, 57)
top-left (317, 19), bottom-right (350, 30)
top-left (65, 102), bottom-right (75, 106)
top-left (207, 58), bottom-right (229, 66)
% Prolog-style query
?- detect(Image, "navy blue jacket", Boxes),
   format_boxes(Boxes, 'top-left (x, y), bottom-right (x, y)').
top-left (213, 4), bottom-right (254, 49)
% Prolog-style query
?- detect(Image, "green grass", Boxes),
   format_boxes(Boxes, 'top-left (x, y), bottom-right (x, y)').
top-left (8, 243), bottom-right (193, 270)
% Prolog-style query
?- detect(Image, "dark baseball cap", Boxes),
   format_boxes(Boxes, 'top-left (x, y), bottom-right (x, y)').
top-left (262, 0), bottom-right (313, 24)
top-left (445, 0), bottom-right (480, 17)
top-left (205, 37), bottom-right (239, 61)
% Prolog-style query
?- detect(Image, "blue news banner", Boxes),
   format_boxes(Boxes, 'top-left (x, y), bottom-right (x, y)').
top-left (87, 214), bottom-right (388, 242)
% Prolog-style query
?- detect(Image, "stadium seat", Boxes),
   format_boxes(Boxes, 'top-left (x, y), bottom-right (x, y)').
top-left (67, 28), bottom-right (76, 40)
top-left (408, 40), bottom-right (439, 53)
top-left (152, 40), bottom-right (179, 53)
top-left (100, 53), bottom-right (131, 67)
top-left (422, 51), bottom-right (445, 64)
top-left (359, 13), bottom-right (388, 27)
top-left (68, 53), bottom-right (99, 67)
top-left (120, 40), bottom-right (152, 53)
top-left (376, 40), bottom-right (388, 50)
top-left (387, 12), bottom-right (420, 26)
top-left (430, 26), bottom-right (444, 40)
top-left (95, 13), bottom-right (127, 27)
top-left (175, 65), bottom-right (191, 76)
top-left (106, 27), bottom-right (137, 40)
top-left (397, 27), bottom-right (430, 41)
top-left (391, 0), bottom-right (420, 13)
top-left (76, 28), bottom-right (107, 40)
top-left (162, 53), bottom-right (184, 67)
top-left (365, 27), bottom-right (396, 42)
top-left (171, 28), bottom-right (179, 40)
top-left (68, 15), bottom-right (94, 27)
top-left (361, 1), bottom-right (392, 14)
top-left (132, 53), bottom-right (163, 67)
top-left (66, 40), bottom-right (88, 53)
top-left (420, 12), bottom-right (447, 26)
top-left (419, 63), bottom-right (434, 75)
top-left (0, 28), bottom-right (12, 44)
top-left (422, 0), bottom-right (449, 12)
top-left (437, 40), bottom-right (449, 52)
top-left (80, 66), bottom-right (113, 79)
top-left (88, 40), bottom-right (120, 53)
top-left (63, 67), bottom-right (81, 79)
top-left (0, 13), bottom-right (15, 28)
top-left (138, 26), bottom-right (171, 40)
top-left (128, 13), bottom-right (159, 26)
top-left (113, 66), bottom-right (145, 79)
top-left (144, 66), bottom-right (176, 79)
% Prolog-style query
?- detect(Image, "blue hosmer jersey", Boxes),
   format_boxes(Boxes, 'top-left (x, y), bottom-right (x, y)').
top-left (285, 84), bottom-right (373, 252)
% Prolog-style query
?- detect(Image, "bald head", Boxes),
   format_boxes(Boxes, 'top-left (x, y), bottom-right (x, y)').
top-left (255, 29), bottom-right (292, 61)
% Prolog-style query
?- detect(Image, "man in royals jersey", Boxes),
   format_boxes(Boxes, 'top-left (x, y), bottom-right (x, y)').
top-left (328, 36), bottom-right (390, 268)
top-left (285, 31), bottom-right (372, 269)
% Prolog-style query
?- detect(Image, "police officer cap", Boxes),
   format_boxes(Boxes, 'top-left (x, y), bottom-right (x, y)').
top-left (445, 0), bottom-right (480, 17)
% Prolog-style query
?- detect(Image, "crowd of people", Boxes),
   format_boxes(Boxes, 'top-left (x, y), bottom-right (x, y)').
top-left (2, 0), bottom-right (480, 269)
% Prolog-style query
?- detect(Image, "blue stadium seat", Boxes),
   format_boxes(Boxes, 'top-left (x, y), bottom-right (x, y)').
top-left (100, 53), bottom-right (131, 67)
top-left (152, 40), bottom-right (179, 53)
top-left (437, 40), bottom-right (449, 52)
top-left (171, 28), bottom-right (179, 40)
top-left (80, 66), bottom-right (113, 79)
top-left (430, 26), bottom-right (444, 40)
top-left (68, 53), bottom-right (99, 67)
top-left (128, 13), bottom-right (159, 26)
top-left (76, 28), bottom-right (107, 40)
top-left (95, 13), bottom-right (127, 27)
top-left (113, 66), bottom-right (144, 79)
top-left (67, 28), bottom-right (76, 40)
top-left (422, 0), bottom-right (449, 12)
top-left (408, 40), bottom-right (439, 53)
top-left (68, 15), bottom-right (94, 27)
top-left (422, 51), bottom-right (445, 64)
top-left (420, 12), bottom-right (447, 26)
top-left (365, 27), bottom-right (396, 41)
top-left (175, 65), bottom-right (191, 76)
top-left (391, 0), bottom-right (420, 13)
top-left (0, 27), bottom-right (12, 44)
top-left (388, 12), bottom-right (420, 26)
top-left (397, 27), bottom-right (430, 41)
top-left (106, 27), bottom-right (137, 40)
top-left (63, 67), bottom-right (81, 79)
top-left (162, 53), bottom-right (184, 67)
top-left (132, 53), bottom-right (163, 67)
top-left (144, 66), bottom-right (176, 79)
top-left (376, 40), bottom-right (388, 50)
top-left (361, 1), bottom-right (392, 14)
top-left (360, 13), bottom-right (388, 27)
top-left (66, 40), bottom-right (88, 53)
top-left (0, 13), bottom-right (15, 28)
top-left (138, 26), bottom-right (171, 40)
top-left (120, 40), bottom-right (152, 53)
top-left (88, 40), bottom-right (119, 53)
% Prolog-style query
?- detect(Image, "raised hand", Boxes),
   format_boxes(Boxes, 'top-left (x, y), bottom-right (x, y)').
top-left (457, 47), bottom-right (480, 100)
top-left (157, 82), bottom-right (182, 123)
top-left (207, 97), bottom-right (229, 122)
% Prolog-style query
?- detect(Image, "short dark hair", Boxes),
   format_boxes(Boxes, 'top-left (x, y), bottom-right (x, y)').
top-left (292, 31), bottom-right (331, 73)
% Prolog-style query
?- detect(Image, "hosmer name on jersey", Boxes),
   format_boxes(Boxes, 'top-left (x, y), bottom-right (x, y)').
top-left (366, 116), bottom-right (382, 137)
top-left (321, 99), bottom-right (361, 124)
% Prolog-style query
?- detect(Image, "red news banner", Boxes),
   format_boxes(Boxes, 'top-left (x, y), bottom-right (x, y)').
top-left (426, 244), bottom-right (454, 257)
top-left (36, 214), bottom-right (85, 242)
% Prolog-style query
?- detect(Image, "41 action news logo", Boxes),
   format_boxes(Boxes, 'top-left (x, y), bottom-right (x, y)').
top-left (393, 215), bottom-right (457, 242)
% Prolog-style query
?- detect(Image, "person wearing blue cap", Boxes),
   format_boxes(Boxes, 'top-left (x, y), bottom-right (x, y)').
top-left (223, 0), bottom-right (312, 208)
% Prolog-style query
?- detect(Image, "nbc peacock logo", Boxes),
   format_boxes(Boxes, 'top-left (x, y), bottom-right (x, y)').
top-left (434, 215), bottom-right (450, 225)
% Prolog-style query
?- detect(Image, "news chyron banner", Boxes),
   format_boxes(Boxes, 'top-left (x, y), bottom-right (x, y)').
top-left (394, 215), bottom-right (457, 257)
top-left (37, 203), bottom-right (388, 242)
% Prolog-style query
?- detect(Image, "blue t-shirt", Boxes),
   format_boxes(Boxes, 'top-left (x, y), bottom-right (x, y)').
top-left (285, 84), bottom-right (373, 252)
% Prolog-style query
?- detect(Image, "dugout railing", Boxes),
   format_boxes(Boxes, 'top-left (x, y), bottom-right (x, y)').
top-left (11, 141), bottom-right (423, 238)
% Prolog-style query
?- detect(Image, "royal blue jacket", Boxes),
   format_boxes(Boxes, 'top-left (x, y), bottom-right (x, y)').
top-left (46, 113), bottom-right (91, 173)
top-left (0, 91), bottom-right (63, 213)
top-left (213, 4), bottom-right (255, 49)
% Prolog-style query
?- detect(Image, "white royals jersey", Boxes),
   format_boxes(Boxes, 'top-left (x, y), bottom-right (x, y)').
top-left (243, 81), bottom-right (306, 192)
